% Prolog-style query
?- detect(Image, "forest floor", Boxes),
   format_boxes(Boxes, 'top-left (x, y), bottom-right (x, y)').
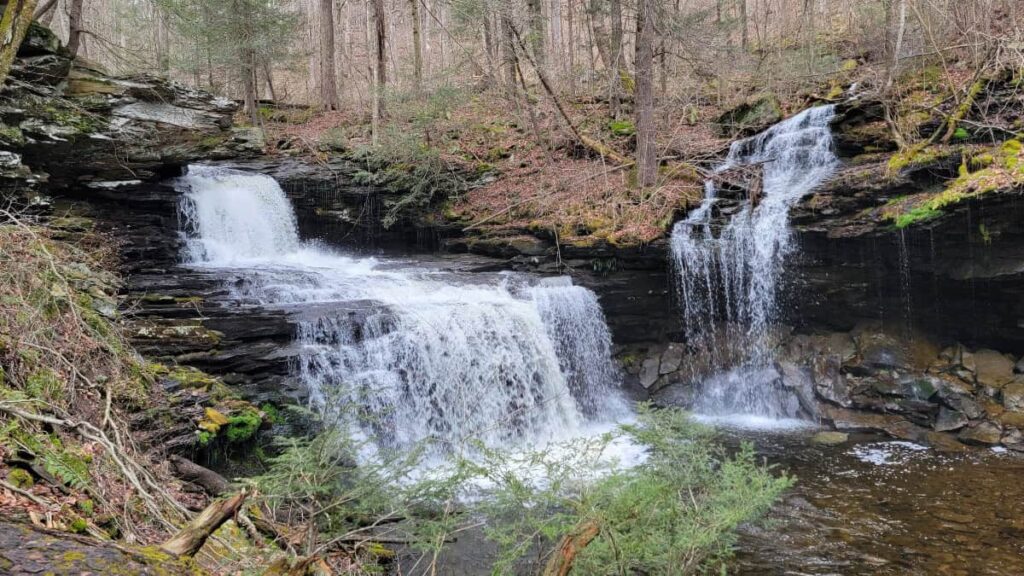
top-left (259, 58), bottom-right (888, 247)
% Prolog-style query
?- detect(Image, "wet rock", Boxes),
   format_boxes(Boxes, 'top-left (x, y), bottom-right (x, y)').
top-left (1002, 382), bottom-right (1024, 412)
top-left (0, 521), bottom-right (194, 575)
top-left (811, 431), bottom-right (849, 445)
top-left (811, 355), bottom-right (850, 407)
top-left (974, 350), bottom-right (1015, 388)
top-left (854, 330), bottom-right (907, 371)
top-left (923, 431), bottom-right (968, 452)
top-left (934, 407), bottom-right (968, 432)
top-left (639, 357), bottom-right (661, 389)
top-left (899, 377), bottom-right (937, 401)
top-left (997, 412), bottom-right (1024, 430)
top-left (958, 422), bottom-right (1003, 446)
top-left (1001, 428), bottom-right (1024, 451)
top-left (932, 510), bottom-right (975, 524)
top-left (779, 360), bottom-right (820, 417)
top-left (659, 343), bottom-right (684, 375)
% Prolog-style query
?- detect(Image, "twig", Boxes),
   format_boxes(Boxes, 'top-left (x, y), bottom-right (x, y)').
top-left (0, 478), bottom-right (50, 508)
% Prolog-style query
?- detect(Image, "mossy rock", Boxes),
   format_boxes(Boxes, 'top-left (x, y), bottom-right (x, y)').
top-left (715, 94), bottom-right (782, 137)
top-left (6, 468), bottom-right (34, 489)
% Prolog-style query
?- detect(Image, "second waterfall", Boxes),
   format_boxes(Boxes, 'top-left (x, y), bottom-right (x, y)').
top-left (671, 105), bottom-right (838, 419)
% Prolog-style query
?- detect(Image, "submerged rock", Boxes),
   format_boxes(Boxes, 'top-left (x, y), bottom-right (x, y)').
top-left (811, 431), bottom-right (849, 445)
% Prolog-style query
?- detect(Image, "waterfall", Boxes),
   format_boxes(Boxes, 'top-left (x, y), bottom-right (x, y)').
top-left (670, 105), bottom-right (838, 418)
top-left (179, 165), bottom-right (301, 263)
top-left (177, 166), bottom-right (627, 455)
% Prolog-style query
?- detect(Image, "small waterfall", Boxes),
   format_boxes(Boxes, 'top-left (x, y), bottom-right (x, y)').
top-left (177, 166), bottom-right (627, 455)
top-left (179, 165), bottom-right (301, 263)
top-left (670, 105), bottom-right (838, 418)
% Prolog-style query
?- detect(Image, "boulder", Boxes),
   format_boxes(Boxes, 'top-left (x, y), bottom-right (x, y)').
top-left (714, 94), bottom-right (782, 138)
top-left (933, 407), bottom-right (968, 432)
top-left (957, 422), bottom-right (1003, 445)
top-left (659, 343), bottom-right (684, 375)
top-left (639, 356), bottom-right (660, 389)
top-left (1016, 356), bottom-right (1024, 374)
top-left (974, 349), bottom-right (1015, 388)
top-left (811, 355), bottom-right (850, 407)
top-left (1003, 381), bottom-right (1024, 412)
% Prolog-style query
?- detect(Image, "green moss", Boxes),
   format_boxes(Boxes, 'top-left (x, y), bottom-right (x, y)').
top-left (887, 144), bottom-right (950, 175)
top-left (69, 518), bottom-right (88, 534)
top-left (25, 367), bottom-right (63, 400)
top-left (224, 409), bottom-right (261, 443)
top-left (77, 499), bottom-right (94, 516)
top-left (259, 403), bottom-right (281, 424)
top-left (197, 430), bottom-right (214, 446)
top-left (6, 468), bottom-right (34, 489)
top-left (608, 119), bottom-right (635, 136)
top-left (894, 206), bottom-right (942, 228)
top-left (953, 127), bottom-right (970, 140)
top-left (0, 122), bottom-right (24, 145)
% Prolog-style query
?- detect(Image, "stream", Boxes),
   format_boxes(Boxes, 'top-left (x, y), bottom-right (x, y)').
top-left (732, 429), bottom-right (1024, 575)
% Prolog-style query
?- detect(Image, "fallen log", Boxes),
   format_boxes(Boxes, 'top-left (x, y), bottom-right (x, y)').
top-left (160, 490), bottom-right (248, 557)
top-left (169, 455), bottom-right (229, 496)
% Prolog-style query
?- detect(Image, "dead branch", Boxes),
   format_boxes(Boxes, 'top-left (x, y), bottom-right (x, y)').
top-left (542, 519), bottom-right (601, 576)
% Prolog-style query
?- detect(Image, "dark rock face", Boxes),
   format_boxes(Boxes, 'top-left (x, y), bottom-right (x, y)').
top-left (0, 23), bottom-right (260, 203)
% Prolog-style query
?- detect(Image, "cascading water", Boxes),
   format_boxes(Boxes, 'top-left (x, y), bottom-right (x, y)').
top-left (177, 166), bottom-right (627, 456)
top-left (670, 105), bottom-right (838, 419)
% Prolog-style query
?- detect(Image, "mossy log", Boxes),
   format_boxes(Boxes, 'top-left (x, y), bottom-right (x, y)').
top-left (940, 76), bottom-right (988, 144)
top-left (160, 490), bottom-right (248, 557)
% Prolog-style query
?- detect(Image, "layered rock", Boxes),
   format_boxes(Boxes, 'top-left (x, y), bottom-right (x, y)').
top-left (632, 325), bottom-right (1024, 450)
top-left (0, 23), bottom-right (261, 203)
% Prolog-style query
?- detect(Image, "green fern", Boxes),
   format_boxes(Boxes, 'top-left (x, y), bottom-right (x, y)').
top-left (43, 451), bottom-right (91, 490)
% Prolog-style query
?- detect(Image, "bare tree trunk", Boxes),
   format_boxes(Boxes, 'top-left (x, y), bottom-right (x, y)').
top-left (155, 5), bottom-right (170, 75)
top-left (634, 0), bottom-right (656, 187)
top-left (739, 0), bottom-right (748, 50)
top-left (526, 0), bottom-right (546, 69)
top-left (885, 0), bottom-right (907, 90)
top-left (372, 0), bottom-right (387, 116)
top-left (409, 0), bottom-right (423, 89)
top-left (67, 0), bottom-right (85, 58)
top-left (262, 58), bottom-right (277, 102)
top-left (551, 0), bottom-right (562, 78)
top-left (33, 0), bottom-right (56, 21)
top-left (567, 0), bottom-right (575, 94)
top-left (0, 0), bottom-right (39, 87)
top-left (609, 0), bottom-right (623, 115)
top-left (320, 0), bottom-right (340, 109)
top-left (502, 15), bottom-right (517, 93)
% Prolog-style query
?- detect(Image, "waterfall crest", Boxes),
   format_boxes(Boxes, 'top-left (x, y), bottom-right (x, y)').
top-left (670, 105), bottom-right (838, 418)
top-left (177, 166), bottom-right (627, 454)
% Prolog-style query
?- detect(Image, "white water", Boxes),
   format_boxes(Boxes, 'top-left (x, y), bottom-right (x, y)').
top-left (177, 166), bottom-right (629, 457)
top-left (671, 105), bottom-right (838, 420)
